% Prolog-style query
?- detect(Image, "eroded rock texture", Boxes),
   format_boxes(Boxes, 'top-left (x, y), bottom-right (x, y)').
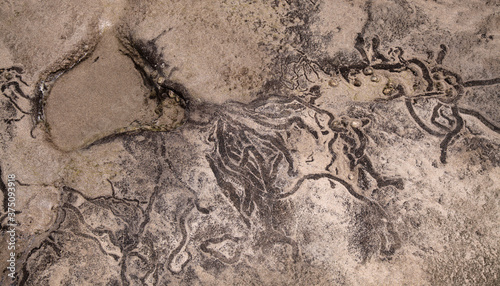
top-left (1, 0), bottom-right (499, 285)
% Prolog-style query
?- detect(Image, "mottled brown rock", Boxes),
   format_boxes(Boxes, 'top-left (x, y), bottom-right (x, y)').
top-left (0, 1), bottom-right (499, 285)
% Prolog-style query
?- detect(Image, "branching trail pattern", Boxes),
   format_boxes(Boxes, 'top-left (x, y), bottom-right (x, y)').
top-left (344, 36), bottom-right (500, 164)
top-left (2, 16), bottom-right (499, 284)
top-left (207, 96), bottom-right (404, 261)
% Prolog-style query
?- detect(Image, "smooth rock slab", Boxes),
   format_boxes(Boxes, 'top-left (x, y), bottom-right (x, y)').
top-left (44, 32), bottom-right (184, 152)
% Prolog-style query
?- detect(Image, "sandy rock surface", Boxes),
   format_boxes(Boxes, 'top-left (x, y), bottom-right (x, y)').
top-left (1, 0), bottom-right (499, 285)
